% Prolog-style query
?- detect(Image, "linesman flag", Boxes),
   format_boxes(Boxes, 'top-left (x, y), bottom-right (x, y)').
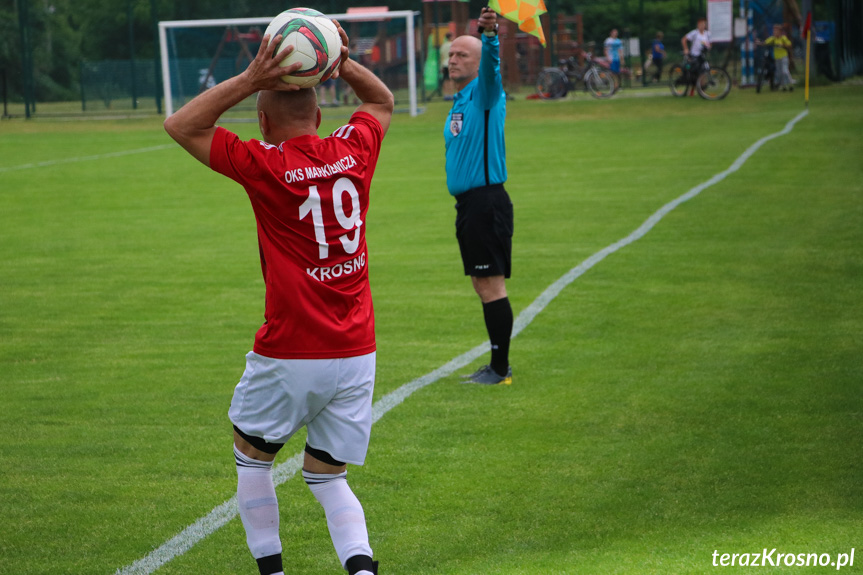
top-left (489, 0), bottom-right (547, 46)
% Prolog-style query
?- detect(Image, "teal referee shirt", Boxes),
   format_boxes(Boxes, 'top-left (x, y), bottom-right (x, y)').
top-left (444, 34), bottom-right (507, 196)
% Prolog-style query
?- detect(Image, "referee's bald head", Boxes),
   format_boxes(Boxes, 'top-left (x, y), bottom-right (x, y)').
top-left (448, 35), bottom-right (482, 89)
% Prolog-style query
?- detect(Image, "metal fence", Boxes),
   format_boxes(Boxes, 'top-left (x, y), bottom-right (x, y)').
top-left (80, 60), bottom-right (162, 114)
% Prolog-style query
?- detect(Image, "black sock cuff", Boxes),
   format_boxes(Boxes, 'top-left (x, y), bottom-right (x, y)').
top-left (345, 554), bottom-right (376, 574)
top-left (256, 553), bottom-right (283, 575)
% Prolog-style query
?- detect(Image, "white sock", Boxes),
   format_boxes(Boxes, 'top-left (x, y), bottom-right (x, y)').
top-left (235, 446), bottom-right (282, 560)
top-left (303, 470), bottom-right (373, 567)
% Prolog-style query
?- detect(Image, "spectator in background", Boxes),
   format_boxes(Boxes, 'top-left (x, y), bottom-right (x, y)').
top-left (763, 24), bottom-right (794, 91)
top-left (651, 31), bottom-right (666, 82)
top-left (604, 29), bottom-right (624, 73)
top-left (682, 17), bottom-right (711, 63)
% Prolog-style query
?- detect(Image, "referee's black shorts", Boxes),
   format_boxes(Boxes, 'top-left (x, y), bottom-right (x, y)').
top-left (454, 184), bottom-right (513, 278)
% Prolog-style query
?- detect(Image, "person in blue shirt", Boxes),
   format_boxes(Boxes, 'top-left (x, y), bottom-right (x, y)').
top-left (604, 29), bottom-right (624, 74)
top-left (444, 7), bottom-right (513, 385)
top-left (650, 31), bottom-right (666, 82)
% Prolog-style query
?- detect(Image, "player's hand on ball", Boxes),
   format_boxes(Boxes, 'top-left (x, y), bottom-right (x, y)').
top-left (330, 20), bottom-right (350, 80)
top-left (244, 34), bottom-right (303, 91)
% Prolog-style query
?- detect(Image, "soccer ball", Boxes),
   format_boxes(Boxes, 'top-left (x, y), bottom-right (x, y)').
top-left (265, 8), bottom-right (342, 89)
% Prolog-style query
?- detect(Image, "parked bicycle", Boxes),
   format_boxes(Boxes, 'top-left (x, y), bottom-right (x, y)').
top-left (668, 53), bottom-right (731, 100)
top-left (536, 51), bottom-right (617, 100)
top-left (755, 47), bottom-right (776, 93)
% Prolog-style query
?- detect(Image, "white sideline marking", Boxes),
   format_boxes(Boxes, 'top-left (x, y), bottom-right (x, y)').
top-left (0, 144), bottom-right (176, 174)
top-left (114, 110), bottom-right (808, 575)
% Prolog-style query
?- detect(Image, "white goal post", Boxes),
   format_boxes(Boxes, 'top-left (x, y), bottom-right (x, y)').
top-left (158, 10), bottom-right (419, 117)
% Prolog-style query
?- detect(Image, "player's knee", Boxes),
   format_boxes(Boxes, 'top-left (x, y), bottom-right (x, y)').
top-left (303, 445), bottom-right (349, 491)
top-left (304, 443), bottom-right (347, 472)
top-left (472, 275), bottom-right (507, 302)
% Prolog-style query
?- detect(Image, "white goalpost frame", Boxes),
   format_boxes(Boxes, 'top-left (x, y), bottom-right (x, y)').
top-left (159, 10), bottom-right (418, 118)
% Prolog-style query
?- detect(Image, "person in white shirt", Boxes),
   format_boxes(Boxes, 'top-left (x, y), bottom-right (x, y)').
top-left (603, 29), bottom-right (624, 73)
top-left (682, 17), bottom-right (711, 60)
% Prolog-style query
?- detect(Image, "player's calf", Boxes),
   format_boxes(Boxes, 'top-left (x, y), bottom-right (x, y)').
top-left (303, 467), bottom-right (376, 575)
top-left (234, 445), bottom-right (284, 575)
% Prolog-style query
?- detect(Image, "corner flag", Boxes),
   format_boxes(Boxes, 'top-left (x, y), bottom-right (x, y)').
top-left (801, 11), bottom-right (812, 39)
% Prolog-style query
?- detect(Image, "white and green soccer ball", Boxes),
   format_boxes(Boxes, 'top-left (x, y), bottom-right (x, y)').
top-left (265, 7), bottom-right (342, 88)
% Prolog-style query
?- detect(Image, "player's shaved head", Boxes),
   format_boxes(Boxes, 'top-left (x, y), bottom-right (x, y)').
top-left (257, 88), bottom-right (321, 144)
top-left (258, 88), bottom-right (318, 125)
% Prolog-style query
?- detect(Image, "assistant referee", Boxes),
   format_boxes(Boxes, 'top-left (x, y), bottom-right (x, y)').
top-left (444, 7), bottom-right (513, 385)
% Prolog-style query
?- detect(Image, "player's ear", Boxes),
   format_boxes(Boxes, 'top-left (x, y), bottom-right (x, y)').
top-left (315, 107), bottom-right (322, 129)
top-left (258, 109), bottom-right (270, 139)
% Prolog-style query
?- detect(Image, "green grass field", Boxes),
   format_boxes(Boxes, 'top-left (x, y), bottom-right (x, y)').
top-left (1, 85), bottom-right (861, 575)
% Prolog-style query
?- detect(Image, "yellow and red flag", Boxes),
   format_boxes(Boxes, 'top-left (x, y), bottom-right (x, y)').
top-left (489, 0), bottom-right (547, 46)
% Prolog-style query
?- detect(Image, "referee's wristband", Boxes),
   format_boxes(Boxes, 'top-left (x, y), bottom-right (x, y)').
top-left (481, 24), bottom-right (499, 37)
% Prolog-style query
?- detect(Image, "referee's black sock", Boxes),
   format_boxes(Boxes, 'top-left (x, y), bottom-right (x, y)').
top-left (482, 297), bottom-right (513, 377)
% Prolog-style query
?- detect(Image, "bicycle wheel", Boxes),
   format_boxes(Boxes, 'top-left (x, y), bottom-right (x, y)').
top-left (586, 69), bottom-right (615, 99)
top-left (696, 67), bottom-right (731, 100)
top-left (669, 64), bottom-right (688, 97)
top-left (536, 69), bottom-right (568, 100)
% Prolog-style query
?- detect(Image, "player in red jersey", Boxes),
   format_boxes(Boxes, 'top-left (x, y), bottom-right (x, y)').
top-left (164, 21), bottom-right (392, 575)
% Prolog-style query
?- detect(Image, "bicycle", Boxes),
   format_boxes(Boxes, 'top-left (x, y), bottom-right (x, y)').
top-left (536, 52), bottom-right (617, 100)
top-left (592, 54), bottom-right (630, 93)
top-left (755, 48), bottom-right (776, 93)
top-left (668, 53), bottom-right (731, 100)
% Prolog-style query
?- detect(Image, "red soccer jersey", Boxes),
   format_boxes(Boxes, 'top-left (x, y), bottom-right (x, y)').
top-left (210, 112), bottom-right (384, 359)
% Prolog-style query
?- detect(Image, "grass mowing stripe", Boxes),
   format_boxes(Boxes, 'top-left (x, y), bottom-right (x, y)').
top-left (0, 144), bottom-right (176, 173)
top-left (114, 109), bottom-right (808, 575)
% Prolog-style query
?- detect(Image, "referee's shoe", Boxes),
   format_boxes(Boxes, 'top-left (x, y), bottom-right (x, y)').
top-left (462, 365), bottom-right (512, 385)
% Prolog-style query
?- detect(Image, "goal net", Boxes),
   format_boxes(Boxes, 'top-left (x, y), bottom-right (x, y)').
top-left (158, 10), bottom-right (420, 118)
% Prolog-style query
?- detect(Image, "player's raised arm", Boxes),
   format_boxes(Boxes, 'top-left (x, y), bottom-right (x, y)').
top-left (163, 34), bottom-right (301, 166)
top-left (332, 21), bottom-right (394, 135)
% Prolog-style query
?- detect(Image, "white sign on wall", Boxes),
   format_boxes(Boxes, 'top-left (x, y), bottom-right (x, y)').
top-left (708, 0), bottom-right (734, 42)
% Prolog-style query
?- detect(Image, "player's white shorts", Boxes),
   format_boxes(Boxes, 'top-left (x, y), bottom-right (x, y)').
top-left (229, 351), bottom-right (376, 466)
